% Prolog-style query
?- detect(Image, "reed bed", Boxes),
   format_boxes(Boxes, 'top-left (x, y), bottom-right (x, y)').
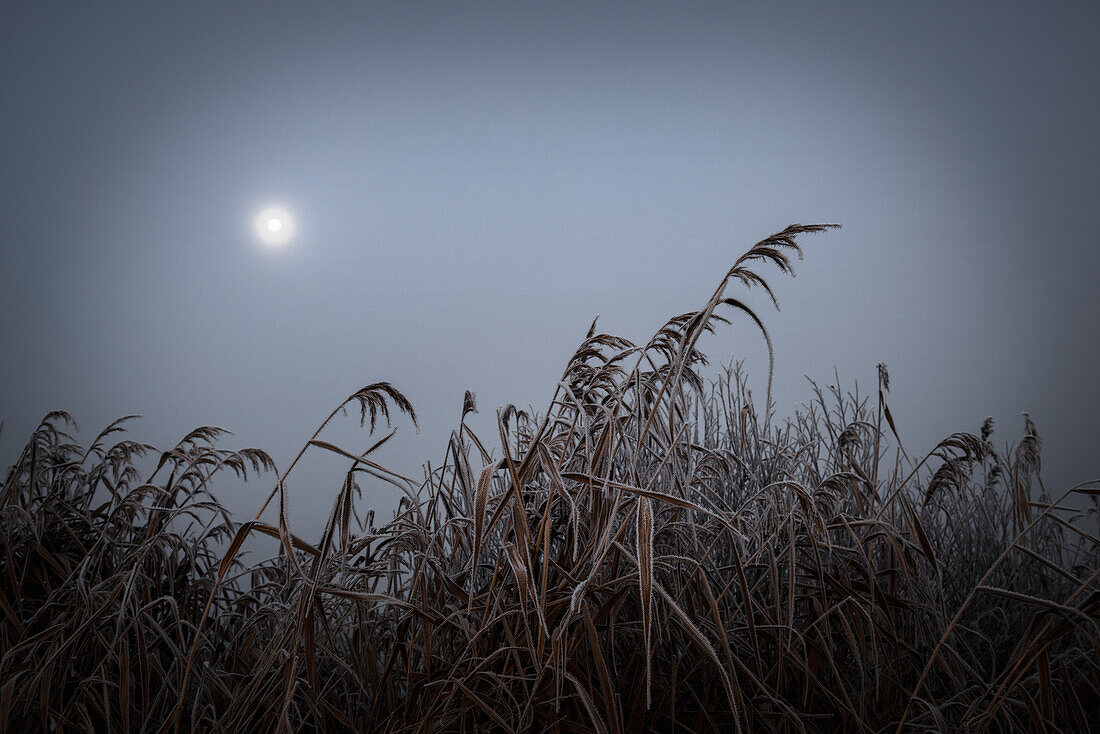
top-left (2, 225), bottom-right (1097, 732)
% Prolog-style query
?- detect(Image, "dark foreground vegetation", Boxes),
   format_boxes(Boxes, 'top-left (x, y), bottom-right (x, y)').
top-left (2, 225), bottom-right (1098, 733)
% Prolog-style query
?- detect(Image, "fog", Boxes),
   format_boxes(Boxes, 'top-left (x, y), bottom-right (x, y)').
top-left (2, 1), bottom-right (1097, 534)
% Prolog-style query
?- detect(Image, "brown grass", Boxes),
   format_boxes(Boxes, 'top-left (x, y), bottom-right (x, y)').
top-left (2, 224), bottom-right (1098, 732)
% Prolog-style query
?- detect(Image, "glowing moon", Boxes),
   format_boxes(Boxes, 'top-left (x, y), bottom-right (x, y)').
top-left (254, 206), bottom-right (294, 245)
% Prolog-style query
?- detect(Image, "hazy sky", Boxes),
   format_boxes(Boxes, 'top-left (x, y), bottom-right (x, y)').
top-left (2, 1), bottom-right (1097, 532)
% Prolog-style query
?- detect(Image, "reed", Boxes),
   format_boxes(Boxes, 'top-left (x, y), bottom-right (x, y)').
top-left (2, 225), bottom-right (1097, 732)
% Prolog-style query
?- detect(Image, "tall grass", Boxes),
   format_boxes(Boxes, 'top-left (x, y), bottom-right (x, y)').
top-left (2, 225), bottom-right (1097, 732)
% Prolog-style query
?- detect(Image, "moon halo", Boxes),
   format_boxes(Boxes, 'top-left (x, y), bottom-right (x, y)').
top-left (254, 206), bottom-right (294, 245)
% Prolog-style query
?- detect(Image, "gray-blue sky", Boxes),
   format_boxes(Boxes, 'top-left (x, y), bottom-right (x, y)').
top-left (2, 1), bottom-right (1097, 532)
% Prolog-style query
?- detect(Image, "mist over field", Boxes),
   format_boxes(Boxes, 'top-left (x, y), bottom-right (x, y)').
top-left (1, 2), bottom-right (1098, 731)
top-left (2, 1), bottom-right (1098, 533)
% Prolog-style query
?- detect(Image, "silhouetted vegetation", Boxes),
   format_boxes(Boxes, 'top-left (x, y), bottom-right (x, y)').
top-left (2, 225), bottom-right (1097, 732)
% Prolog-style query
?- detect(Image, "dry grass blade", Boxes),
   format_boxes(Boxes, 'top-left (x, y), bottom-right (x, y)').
top-left (636, 496), bottom-right (654, 708)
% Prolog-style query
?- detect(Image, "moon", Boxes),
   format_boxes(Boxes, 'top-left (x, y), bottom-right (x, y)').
top-left (254, 206), bottom-right (294, 245)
